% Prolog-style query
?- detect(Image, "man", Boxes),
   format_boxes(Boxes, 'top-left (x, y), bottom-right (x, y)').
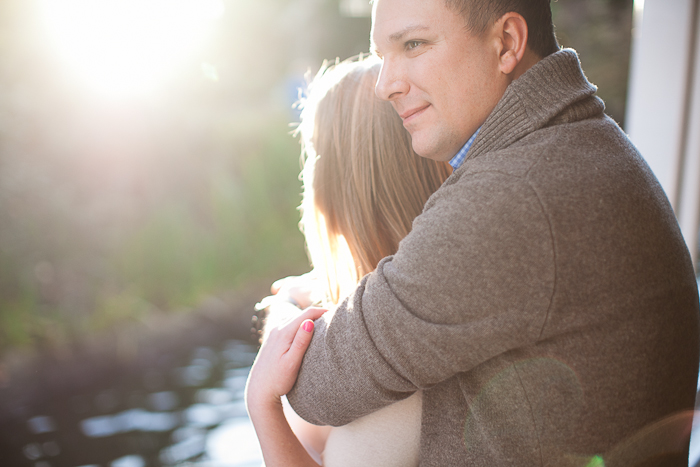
top-left (285, 0), bottom-right (700, 464)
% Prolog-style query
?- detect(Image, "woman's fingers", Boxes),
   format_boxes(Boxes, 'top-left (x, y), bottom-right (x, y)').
top-left (298, 306), bottom-right (328, 322)
top-left (259, 307), bottom-right (327, 398)
top-left (282, 307), bottom-right (327, 366)
top-left (271, 274), bottom-right (305, 294)
top-left (276, 317), bottom-right (322, 394)
top-left (287, 319), bottom-right (315, 366)
top-left (271, 278), bottom-right (284, 295)
top-left (271, 306), bottom-right (326, 333)
top-left (270, 272), bottom-right (320, 309)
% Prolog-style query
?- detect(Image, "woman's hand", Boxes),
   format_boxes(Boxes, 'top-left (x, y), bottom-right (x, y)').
top-left (246, 306), bottom-right (328, 413)
top-left (270, 271), bottom-right (322, 310)
top-left (245, 307), bottom-right (328, 467)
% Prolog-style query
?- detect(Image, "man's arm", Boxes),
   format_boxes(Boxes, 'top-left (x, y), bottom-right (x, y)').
top-left (287, 171), bottom-right (556, 426)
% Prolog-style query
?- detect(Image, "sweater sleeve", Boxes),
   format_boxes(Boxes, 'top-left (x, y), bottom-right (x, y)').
top-left (286, 171), bottom-right (556, 426)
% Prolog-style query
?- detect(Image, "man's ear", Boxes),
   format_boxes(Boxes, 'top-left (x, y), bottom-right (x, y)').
top-left (495, 12), bottom-right (528, 76)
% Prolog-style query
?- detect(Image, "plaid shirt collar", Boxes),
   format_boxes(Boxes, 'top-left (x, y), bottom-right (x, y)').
top-left (449, 127), bottom-right (481, 171)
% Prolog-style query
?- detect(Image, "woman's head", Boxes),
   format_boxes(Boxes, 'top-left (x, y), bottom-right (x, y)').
top-left (298, 56), bottom-right (451, 304)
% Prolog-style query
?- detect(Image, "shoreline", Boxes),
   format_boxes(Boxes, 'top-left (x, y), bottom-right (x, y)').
top-left (0, 280), bottom-right (270, 427)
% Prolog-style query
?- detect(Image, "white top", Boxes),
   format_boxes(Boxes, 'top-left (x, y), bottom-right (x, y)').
top-left (283, 391), bottom-right (422, 467)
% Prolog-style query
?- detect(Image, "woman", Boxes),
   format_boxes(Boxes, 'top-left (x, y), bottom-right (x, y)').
top-left (245, 56), bottom-right (451, 467)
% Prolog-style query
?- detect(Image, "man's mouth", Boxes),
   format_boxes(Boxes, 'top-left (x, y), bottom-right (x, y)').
top-left (400, 104), bottom-right (430, 124)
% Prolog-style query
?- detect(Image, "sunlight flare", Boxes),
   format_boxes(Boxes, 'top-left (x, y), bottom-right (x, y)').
top-left (39, 0), bottom-right (225, 99)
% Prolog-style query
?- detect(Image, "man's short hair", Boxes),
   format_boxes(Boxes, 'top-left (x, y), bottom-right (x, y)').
top-left (445, 0), bottom-right (560, 58)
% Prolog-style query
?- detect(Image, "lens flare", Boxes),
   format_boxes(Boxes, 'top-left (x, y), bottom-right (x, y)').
top-left (38, 0), bottom-right (225, 100)
top-left (585, 455), bottom-right (605, 467)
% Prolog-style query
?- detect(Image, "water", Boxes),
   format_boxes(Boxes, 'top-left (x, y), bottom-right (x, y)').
top-left (3, 321), bottom-right (699, 467)
top-left (0, 339), bottom-right (263, 467)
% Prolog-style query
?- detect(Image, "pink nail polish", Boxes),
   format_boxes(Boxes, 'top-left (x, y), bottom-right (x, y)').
top-left (302, 320), bottom-right (314, 332)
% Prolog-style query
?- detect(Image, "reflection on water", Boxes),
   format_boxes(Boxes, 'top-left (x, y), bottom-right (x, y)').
top-left (11, 330), bottom-right (700, 467)
top-left (1, 339), bottom-right (262, 467)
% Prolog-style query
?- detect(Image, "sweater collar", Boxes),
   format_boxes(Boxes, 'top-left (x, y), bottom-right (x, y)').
top-left (460, 48), bottom-right (604, 165)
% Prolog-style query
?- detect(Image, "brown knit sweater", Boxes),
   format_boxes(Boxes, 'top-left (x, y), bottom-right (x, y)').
top-left (287, 49), bottom-right (700, 466)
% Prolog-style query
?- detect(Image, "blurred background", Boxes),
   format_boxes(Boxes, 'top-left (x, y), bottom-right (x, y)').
top-left (0, 0), bottom-right (635, 465)
top-left (0, 0), bottom-right (634, 360)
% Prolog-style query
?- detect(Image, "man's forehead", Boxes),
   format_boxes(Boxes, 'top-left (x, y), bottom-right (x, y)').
top-left (370, 0), bottom-right (451, 39)
top-left (371, 0), bottom-right (437, 50)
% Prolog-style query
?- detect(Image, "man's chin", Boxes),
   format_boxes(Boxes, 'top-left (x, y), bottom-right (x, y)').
top-left (411, 139), bottom-right (453, 162)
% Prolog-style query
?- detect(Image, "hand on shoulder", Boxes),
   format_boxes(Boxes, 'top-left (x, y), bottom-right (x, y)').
top-left (246, 306), bottom-right (328, 415)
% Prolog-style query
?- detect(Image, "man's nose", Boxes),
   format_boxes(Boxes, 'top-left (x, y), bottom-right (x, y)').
top-left (375, 60), bottom-right (409, 101)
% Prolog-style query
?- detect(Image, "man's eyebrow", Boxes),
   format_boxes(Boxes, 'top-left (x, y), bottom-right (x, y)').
top-left (388, 25), bottom-right (430, 43)
top-left (371, 24), bottom-right (430, 57)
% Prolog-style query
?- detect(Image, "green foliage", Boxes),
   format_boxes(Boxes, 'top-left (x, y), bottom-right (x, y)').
top-left (0, 110), bottom-right (310, 354)
top-left (108, 119), bottom-right (308, 312)
top-left (0, 295), bottom-right (36, 349)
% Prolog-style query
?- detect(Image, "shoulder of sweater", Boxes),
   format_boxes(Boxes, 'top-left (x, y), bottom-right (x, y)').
top-left (450, 113), bottom-right (629, 181)
top-left (426, 116), bottom-right (639, 223)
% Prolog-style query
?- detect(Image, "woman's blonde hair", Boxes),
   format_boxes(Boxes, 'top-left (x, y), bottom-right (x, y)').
top-left (297, 56), bottom-right (451, 304)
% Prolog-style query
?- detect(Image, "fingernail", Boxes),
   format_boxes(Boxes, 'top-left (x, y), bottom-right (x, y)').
top-left (302, 320), bottom-right (314, 333)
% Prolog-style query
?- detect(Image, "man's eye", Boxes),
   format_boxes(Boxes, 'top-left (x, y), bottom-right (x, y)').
top-left (407, 40), bottom-right (422, 50)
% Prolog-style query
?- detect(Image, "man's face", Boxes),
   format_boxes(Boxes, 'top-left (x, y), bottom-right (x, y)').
top-left (371, 0), bottom-right (509, 161)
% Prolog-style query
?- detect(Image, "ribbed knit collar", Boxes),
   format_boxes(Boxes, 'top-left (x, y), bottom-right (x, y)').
top-left (457, 48), bottom-right (604, 168)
